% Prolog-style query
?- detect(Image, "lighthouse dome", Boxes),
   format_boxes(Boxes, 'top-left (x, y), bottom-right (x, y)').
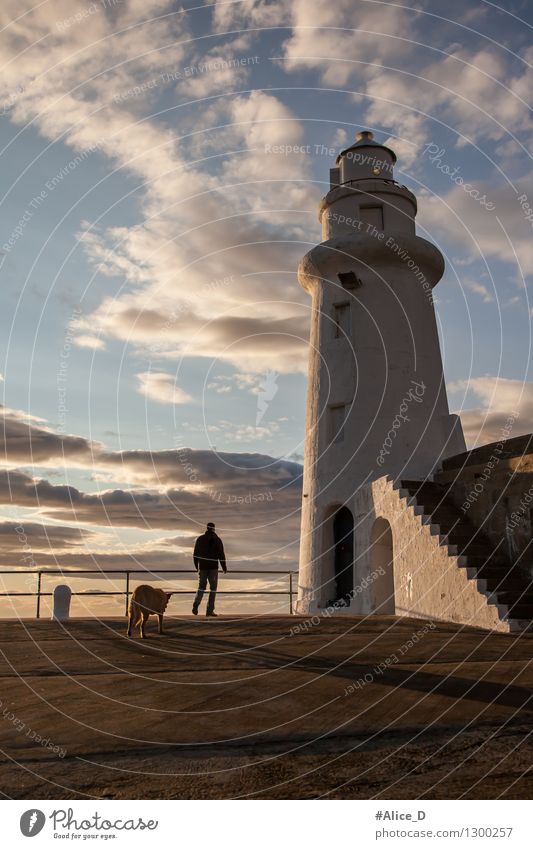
top-left (337, 130), bottom-right (396, 183)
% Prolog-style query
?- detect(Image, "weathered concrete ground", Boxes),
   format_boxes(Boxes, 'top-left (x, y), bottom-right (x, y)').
top-left (0, 615), bottom-right (532, 799)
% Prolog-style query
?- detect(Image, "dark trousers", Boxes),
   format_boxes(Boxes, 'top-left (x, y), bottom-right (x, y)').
top-left (193, 568), bottom-right (219, 613)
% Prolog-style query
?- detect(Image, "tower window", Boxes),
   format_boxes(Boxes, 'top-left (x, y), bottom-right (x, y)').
top-left (359, 205), bottom-right (384, 230)
top-left (338, 271), bottom-right (362, 290)
top-left (329, 167), bottom-right (341, 189)
top-left (333, 302), bottom-right (350, 338)
top-left (330, 404), bottom-right (347, 445)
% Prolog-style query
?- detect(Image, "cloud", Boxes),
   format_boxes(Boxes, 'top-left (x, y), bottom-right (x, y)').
top-left (207, 380), bottom-right (232, 394)
top-left (277, 3), bottom-right (533, 174)
top-left (418, 173), bottom-right (533, 278)
top-left (359, 48), bottom-right (533, 160)
top-left (212, 0), bottom-right (290, 31)
top-left (463, 278), bottom-right (495, 303)
top-left (78, 299), bottom-right (310, 375)
top-left (216, 421), bottom-right (285, 443)
top-left (206, 372), bottom-right (270, 396)
top-left (0, 405), bottom-right (303, 490)
top-left (99, 446), bottom-right (303, 491)
top-left (178, 49), bottom-right (258, 99)
top-left (0, 2), bottom-right (315, 382)
top-left (450, 376), bottom-right (533, 446)
top-left (0, 420), bottom-right (303, 579)
top-left (0, 520), bottom-right (93, 555)
top-left (0, 400), bottom-right (304, 527)
top-left (2, 545), bottom-right (298, 583)
top-left (0, 406), bottom-right (102, 465)
top-left (282, 0), bottom-right (418, 86)
top-left (0, 462), bottom-right (302, 577)
top-left (136, 371), bottom-right (192, 405)
top-left (74, 335), bottom-right (107, 350)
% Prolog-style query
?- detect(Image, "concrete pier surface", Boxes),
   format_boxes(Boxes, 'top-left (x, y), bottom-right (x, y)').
top-left (0, 615), bottom-right (532, 799)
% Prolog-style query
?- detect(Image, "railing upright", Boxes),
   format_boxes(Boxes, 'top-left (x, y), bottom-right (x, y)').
top-left (289, 572), bottom-right (293, 614)
top-left (36, 572), bottom-right (42, 619)
top-left (125, 571), bottom-right (130, 616)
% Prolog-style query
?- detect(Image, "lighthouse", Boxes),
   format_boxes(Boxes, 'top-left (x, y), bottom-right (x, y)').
top-left (296, 130), bottom-right (466, 614)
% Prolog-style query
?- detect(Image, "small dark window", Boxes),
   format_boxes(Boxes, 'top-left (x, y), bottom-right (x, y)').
top-left (333, 302), bottom-right (350, 338)
top-left (338, 271), bottom-right (362, 290)
top-left (330, 404), bottom-right (347, 444)
top-left (329, 167), bottom-right (341, 189)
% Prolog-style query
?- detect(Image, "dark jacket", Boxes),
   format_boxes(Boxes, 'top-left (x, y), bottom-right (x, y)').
top-left (193, 530), bottom-right (226, 571)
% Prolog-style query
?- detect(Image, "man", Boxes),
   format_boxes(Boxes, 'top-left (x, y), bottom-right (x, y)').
top-left (192, 522), bottom-right (227, 617)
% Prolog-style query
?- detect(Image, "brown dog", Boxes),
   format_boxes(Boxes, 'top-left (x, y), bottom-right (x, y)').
top-left (127, 584), bottom-right (173, 638)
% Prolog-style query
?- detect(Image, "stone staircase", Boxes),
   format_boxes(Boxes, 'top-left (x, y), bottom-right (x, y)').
top-left (398, 479), bottom-right (533, 631)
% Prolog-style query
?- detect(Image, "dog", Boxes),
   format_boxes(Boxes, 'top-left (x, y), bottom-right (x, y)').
top-left (127, 584), bottom-right (173, 638)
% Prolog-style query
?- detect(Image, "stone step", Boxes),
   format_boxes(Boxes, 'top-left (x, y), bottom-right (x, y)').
top-left (411, 497), bottom-right (451, 513)
top-left (471, 562), bottom-right (527, 579)
top-left (508, 618), bottom-right (533, 632)
top-left (401, 479), bottom-right (446, 491)
top-left (430, 510), bottom-right (466, 525)
top-left (400, 481), bottom-right (449, 498)
top-left (493, 591), bottom-right (533, 605)
top-left (483, 580), bottom-right (533, 597)
top-left (453, 542), bottom-right (497, 556)
top-left (503, 603), bottom-right (533, 618)
top-left (439, 530), bottom-right (487, 545)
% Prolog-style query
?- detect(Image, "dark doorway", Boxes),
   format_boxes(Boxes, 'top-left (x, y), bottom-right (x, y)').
top-left (333, 506), bottom-right (354, 602)
top-left (369, 518), bottom-right (395, 613)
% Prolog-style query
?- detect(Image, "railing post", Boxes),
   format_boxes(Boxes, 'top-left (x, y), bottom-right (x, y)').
top-left (36, 572), bottom-right (42, 619)
top-left (289, 572), bottom-right (293, 615)
top-left (125, 572), bottom-right (130, 616)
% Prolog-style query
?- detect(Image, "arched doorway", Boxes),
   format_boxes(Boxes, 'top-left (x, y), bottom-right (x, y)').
top-left (333, 506), bottom-right (354, 603)
top-left (370, 518), bottom-right (395, 613)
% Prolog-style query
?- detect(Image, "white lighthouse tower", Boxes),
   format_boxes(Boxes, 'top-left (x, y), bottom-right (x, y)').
top-left (296, 130), bottom-right (466, 614)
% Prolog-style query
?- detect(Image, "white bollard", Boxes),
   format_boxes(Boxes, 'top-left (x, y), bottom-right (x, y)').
top-left (52, 584), bottom-right (72, 621)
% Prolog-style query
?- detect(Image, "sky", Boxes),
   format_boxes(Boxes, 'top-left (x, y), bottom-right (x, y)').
top-left (0, 0), bottom-right (532, 616)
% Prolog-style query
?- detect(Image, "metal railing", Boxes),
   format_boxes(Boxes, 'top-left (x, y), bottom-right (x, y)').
top-left (0, 569), bottom-right (298, 617)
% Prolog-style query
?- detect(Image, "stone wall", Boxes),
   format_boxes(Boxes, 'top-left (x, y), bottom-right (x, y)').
top-left (351, 477), bottom-right (509, 632)
top-left (297, 475), bottom-right (509, 632)
top-left (435, 433), bottom-right (533, 575)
